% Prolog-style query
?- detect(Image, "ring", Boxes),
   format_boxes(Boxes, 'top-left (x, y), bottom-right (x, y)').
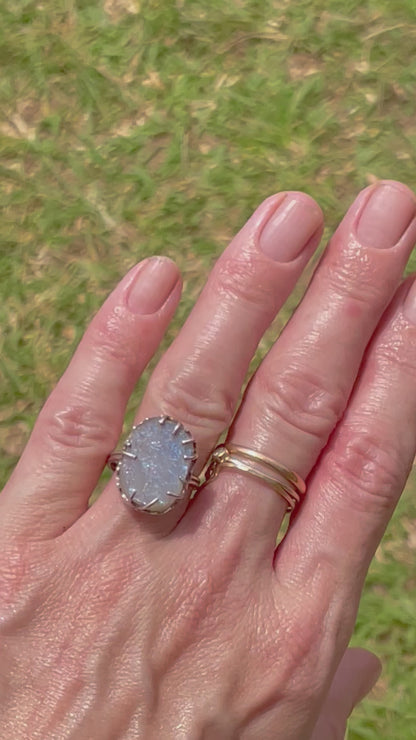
top-left (107, 415), bottom-right (200, 515)
top-left (107, 416), bottom-right (306, 515)
top-left (202, 444), bottom-right (305, 512)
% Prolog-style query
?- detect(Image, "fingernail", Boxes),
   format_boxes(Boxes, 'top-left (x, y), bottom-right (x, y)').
top-left (259, 194), bottom-right (323, 261)
top-left (403, 279), bottom-right (416, 324)
top-left (127, 257), bottom-right (179, 314)
top-left (356, 183), bottom-right (416, 248)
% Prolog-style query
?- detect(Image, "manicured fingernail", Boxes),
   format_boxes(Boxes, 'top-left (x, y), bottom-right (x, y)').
top-left (127, 257), bottom-right (179, 314)
top-left (259, 194), bottom-right (323, 261)
top-left (356, 183), bottom-right (416, 248)
top-left (403, 279), bottom-right (416, 324)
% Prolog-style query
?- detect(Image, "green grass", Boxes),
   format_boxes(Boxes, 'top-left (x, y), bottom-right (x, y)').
top-left (1, 1), bottom-right (416, 736)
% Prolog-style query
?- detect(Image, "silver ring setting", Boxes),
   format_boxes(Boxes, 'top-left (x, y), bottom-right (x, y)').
top-left (107, 415), bottom-right (199, 515)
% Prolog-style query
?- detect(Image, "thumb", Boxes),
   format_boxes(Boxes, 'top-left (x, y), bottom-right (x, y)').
top-left (310, 647), bottom-right (382, 740)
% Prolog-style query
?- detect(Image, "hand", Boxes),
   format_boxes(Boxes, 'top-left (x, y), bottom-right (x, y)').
top-left (1, 180), bottom-right (415, 739)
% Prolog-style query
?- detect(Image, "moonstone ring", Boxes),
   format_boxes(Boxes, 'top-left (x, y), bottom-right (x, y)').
top-left (107, 415), bottom-right (200, 515)
top-left (107, 415), bottom-right (306, 517)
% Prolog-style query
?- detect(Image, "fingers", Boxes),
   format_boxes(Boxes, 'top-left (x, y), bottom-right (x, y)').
top-left (3, 193), bottom-right (323, 540)
top-left (1, 258), bottom-right (182, 538)
top-left (310, 648), bottom-right (381, 740)
top-left (87, 192), bottom-right (323, 535)
top-left (277, 274), bottom-right (416, 602)
top-left (182, 181), bottom-right (416, 553)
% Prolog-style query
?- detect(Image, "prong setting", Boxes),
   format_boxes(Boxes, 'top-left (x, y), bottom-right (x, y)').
top-left (122, 451), bottom-right (137, 460)
top-left (112, 416), bottom-right (198, 515)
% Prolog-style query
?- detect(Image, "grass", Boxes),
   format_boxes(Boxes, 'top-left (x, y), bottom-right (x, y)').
top-left (1, 0), bottom-right (416, 736)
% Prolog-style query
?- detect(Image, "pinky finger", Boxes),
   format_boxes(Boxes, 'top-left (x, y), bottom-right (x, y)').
top-left (0, 257), bottom-right (181, 539)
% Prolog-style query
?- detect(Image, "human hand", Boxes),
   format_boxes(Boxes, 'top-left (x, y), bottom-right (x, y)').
top-left (1, 180), bottom-right (415, 739)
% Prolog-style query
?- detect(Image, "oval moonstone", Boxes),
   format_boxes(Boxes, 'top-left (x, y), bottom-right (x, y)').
top-left (116, 416), bottom-right (196, 514)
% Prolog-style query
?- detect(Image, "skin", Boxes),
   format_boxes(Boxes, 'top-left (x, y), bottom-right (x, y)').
top-left (1, 180), bottom-right (416, 739)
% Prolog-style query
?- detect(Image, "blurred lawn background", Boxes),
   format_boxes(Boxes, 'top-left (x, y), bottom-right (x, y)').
top-left (1, 0), bottom-right (416, 737)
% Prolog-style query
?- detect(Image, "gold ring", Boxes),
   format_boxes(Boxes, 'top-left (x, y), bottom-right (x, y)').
top-left (202, 444), bottom-right (306, 512)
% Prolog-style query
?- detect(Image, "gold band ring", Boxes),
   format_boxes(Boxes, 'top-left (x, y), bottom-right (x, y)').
top-left (202, 444), bottom-right (306, 512)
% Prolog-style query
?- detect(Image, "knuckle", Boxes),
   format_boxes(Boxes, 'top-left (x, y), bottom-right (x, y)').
top-left (322, 245), bottom-right (387, 307)
top-left (257, 365), bottom-right (344, 442)
top-left (150, 366), bottom-right (234, 434)
top-left (213, 255), bottom-right (277, 309)
top-left (89, 306), bottom-right (140, 371)
top-left (329, 428), bottom-right (407, 513)
top-left (40, 400), bottom-right (114, 454)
